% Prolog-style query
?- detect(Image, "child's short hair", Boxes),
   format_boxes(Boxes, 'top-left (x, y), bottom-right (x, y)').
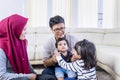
top-left (55, 38), bottom-right (69, 48)
top-left (74, 39), bottom-right (96, 69)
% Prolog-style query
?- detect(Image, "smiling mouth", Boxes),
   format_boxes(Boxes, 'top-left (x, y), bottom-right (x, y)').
top-left (58, 34), bottom-right (63, 36)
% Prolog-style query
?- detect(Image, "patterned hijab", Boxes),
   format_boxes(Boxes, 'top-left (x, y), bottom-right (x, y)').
top-left (0, 14), bottom-right (30, 73)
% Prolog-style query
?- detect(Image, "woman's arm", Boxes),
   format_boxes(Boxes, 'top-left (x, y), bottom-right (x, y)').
top-left (0, 49), bottom-right (31, 80)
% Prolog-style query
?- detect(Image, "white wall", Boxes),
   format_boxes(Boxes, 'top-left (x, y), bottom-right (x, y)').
top-left (0, 0), bottom-right (28, 21)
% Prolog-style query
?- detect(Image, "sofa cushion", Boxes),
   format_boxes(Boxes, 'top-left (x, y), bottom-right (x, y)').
top-left (96, 45), bottom-right (120, 76)
top-left (71, 33), bottom-right (104, 45)
top-left (66, 28), bottom-right (105, 45)
top-left (26, 33), bottom-right (36, 60)
top-left (27, 46), bottom-right (35, 60)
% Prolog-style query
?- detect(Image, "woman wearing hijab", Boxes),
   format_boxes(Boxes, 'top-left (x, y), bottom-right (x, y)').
top-left (0, 14), bottom-right (36, 80)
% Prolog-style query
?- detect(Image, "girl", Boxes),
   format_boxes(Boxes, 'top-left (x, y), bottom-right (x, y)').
top-left (55, 39), bottom-right (97, 80)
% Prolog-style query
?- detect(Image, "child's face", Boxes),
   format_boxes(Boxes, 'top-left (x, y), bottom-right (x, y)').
top-left (71, 49), bottom-right (81, 61)
top-left (57, 40), bottom-right (68, 52)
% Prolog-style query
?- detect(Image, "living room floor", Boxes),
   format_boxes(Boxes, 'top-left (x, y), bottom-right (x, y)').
top-left (33, 65), bottom-right (114, 80)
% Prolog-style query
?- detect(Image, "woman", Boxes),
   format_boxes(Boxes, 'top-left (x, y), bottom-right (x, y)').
top-left (0, 14), bottom-right (36, 80)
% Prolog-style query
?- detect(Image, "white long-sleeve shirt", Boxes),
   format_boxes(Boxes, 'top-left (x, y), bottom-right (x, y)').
top-left (56, 56), bottom-right (97, 80)
top-left (0, 48), bottom-right (31, 80)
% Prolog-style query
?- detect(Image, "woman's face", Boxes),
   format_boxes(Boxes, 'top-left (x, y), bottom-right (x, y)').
top-left (19, 27), bottom-right (27, 40)
top-left (52, 23), bottom-right (65, 40)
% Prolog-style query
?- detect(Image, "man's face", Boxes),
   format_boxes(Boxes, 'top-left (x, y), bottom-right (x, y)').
top-left (57, 40), bottom-right (68, 52)
top-left (51, 23), bottom-right (65, 39)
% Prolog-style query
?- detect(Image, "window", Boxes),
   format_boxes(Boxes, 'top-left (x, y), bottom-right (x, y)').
top-left (28, 0), bottom-right (117, 28)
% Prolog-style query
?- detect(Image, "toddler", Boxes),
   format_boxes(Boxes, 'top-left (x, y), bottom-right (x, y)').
top-left (55, 38), bottom-right (76, 80)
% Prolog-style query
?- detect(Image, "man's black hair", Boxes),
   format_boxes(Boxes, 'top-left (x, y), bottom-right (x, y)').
top-left (49, 15), bottom-right (65, 29)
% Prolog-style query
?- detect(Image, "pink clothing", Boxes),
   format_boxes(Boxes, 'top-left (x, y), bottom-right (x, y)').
top-left (0, 14), bottom-right (30, 74)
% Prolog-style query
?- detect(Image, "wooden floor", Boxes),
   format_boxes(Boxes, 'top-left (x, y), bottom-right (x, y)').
top-left (96, 70), bottom-right (114, 80)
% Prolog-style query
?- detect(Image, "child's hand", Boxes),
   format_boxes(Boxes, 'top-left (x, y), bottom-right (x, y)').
top-left (70, 55), bottom-right (76, 62)
top-left (54, 49), bottom-right (60, 56)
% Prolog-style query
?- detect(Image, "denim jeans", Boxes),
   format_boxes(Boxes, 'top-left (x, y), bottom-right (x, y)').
top-left (42, 67), bottom-right (56, 79)
top-left (10, 77), bottom-right (29, 80)
top-left (55, 67), bottom-right (76, 78)
top-left (65, 77), bottom-right (76, 80)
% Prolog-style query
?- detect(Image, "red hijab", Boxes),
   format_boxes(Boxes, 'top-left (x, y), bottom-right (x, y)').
top-left (0, 14), bottom-right (30, 73)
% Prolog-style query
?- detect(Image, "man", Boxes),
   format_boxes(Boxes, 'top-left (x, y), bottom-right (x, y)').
top-left (41, 15), bottom-right (78, 79)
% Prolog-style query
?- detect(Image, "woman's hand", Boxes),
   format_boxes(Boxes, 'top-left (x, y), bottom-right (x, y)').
top-left (29, 73), bottom-right (36, 80)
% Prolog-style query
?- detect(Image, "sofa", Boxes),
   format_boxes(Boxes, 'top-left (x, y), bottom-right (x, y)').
top-left (26, 27), bottom-right (120, 80)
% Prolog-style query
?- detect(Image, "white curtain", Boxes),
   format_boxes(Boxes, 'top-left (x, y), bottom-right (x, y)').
top-left (28, 0), bottom-right (119, 28)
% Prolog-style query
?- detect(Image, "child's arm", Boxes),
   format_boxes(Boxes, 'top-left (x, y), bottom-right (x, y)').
top-left (56, 56), bottom-right (83, 73)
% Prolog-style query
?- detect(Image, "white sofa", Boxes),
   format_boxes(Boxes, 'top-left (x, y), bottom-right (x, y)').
top-left (26, 27), bottom-right (120, 80)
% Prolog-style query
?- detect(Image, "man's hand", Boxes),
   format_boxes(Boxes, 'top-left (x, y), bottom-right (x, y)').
top-left (51, 54), bottom-right (57, 63)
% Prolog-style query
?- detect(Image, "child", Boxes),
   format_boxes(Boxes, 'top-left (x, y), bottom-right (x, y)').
top-left (55, 38), bottom-right (76, 80)
top-left (55, 39), bottom-right (97, 80)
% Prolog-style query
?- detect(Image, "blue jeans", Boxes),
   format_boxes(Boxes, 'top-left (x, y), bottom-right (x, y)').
top-left (55, 67), bottom-right (76, 78)
top-left (10, 77), bottom-right (29, 80)
top-left (65, 78), bottom-right (90, 80)
top-left (42, 67), bottom-right (55, 75)
top-left (65, 77), bottom-right (77, 80)
top-left (42, 67), bottom-right (56, 79)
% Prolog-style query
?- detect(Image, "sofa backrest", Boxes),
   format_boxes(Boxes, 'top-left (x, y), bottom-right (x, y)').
top-left (103, 29), bottom-right (120, 46)
top-left (26, 27), bottom-right (53, 60)
top-left (26, 27), bottom-right (36, 60)
top-left (26, 27), bottom-right (120, 61)
top-left (66, 28), bottom-right (105, 45)
top-left (35, 27), bottom-right (53, 60)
